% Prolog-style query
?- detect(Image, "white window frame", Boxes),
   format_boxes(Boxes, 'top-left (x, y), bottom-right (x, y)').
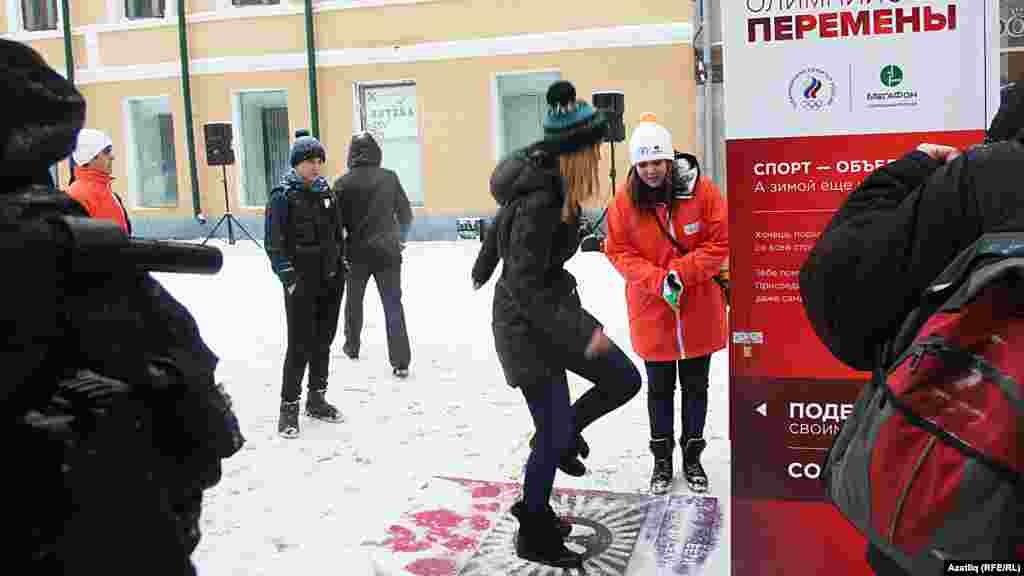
top-left (9, 0), bottom-right (63, 35)
top-left (490, 68), bottom-right (561, 162)
top-left (107, 0), bottom-right (176, 24)
top-left (232, 88), bottom-right (290, 209)
top-left (122, 94), bottom-right (178, 209)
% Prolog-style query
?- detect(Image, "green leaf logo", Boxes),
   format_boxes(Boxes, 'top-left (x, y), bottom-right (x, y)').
top-left (880, 65), bottom-right (903, 88)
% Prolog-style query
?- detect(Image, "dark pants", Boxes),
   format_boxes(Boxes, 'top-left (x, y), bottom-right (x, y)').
top-left (344, 260), bottom-right (410, 370)
top-left (645, 355), bottom-right (711, 442)
top-left (518, 340), bottom-right (641, 514)
top-left (281, 275), bottom-right (344, 402)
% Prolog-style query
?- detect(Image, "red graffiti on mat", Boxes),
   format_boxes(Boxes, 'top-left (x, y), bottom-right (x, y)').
top-left (404, 557), bottom-right (457, 576)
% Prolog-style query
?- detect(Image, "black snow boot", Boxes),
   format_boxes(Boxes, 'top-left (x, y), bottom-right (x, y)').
top-left (649, 438), bottom-right (674, 495)
top-left (683, 438), bottom-right (708, 493)
top-left (510, 500), bottom-right (571, 538)
top-left (529, 432), bottom-right (589, 477)
top-left (278, 400), bottom-right (300, 439)
top-left (510, 501), bottom-right (583, 569)
top-left (305, 388), bottom-right (344, 423)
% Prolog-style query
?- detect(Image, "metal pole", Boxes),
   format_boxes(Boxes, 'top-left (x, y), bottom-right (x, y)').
top-left (304, 0), bottom-right (320, 138)
top-left (701, 0), bottom-right (716, 183)
top-left (60, 0), bottom-right (75, 183)
top-left (178, 0), bottom-right (203, 221)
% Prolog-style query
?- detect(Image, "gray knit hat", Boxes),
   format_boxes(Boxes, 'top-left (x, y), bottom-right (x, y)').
top-left (289, 129), bottom-right (326, 167)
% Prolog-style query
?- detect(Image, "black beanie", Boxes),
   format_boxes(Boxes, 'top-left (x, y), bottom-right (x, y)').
top-left (0, 39), bottom-right (86, 187)
top-left (289, 129), bottom-right (326, 167)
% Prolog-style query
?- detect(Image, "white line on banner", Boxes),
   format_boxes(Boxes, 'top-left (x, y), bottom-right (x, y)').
top-left (816, 166), bottom-right (831, 171)
top-left (752, 210), bottom-right (836, 214)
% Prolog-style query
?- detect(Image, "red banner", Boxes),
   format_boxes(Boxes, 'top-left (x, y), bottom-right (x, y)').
top-left (727, 130), bottom-right (984, 575)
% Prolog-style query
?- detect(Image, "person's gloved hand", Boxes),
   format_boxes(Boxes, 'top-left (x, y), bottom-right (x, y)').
top-left (662, 270), bottom-right (683, 311)
top-left (53, 370), bottom-right (133, 417)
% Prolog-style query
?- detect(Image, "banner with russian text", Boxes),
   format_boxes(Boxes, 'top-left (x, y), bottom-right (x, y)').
top-left (721, 1), bottom-right (996, 574)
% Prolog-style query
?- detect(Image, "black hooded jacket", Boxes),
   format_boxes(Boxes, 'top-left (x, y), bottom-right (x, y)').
top-left (334, 133), bottom-right (413, 265)
top-left (800, 101), bottom-right (1024, 372)
top-left (488, 144), bottom-right (600, 380)
top-left (1, 39), bottom-right (243, 574)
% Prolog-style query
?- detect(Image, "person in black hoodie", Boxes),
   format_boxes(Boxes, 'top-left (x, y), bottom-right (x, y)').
top-left (267, 130), bottom-right (346, 438)
top-left (799, 82), bottom-right (1024, 575)
top-left (2, 38), bottom-right (244, 574)
top-left (334, 131), bottom-right (414, 378)
top-left (480, 80), bottom-right (642, 569)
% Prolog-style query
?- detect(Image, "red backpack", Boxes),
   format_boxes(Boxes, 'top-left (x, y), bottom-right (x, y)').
top-left (825, 233), bottom-right (1023, 574)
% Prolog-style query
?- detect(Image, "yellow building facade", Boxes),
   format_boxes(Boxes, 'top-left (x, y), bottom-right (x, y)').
top-left (5, 0), bottom-right (695, 239)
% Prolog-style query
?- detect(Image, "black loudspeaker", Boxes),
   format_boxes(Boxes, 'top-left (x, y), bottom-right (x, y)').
top-left (592, 90), bottom-right (625, 143)
top-left (203, 122), bottom-right (235, 166)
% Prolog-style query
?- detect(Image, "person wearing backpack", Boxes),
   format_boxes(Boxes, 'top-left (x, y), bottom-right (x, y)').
top-left (604, 113), bottom-right (728, 495)
top-left (799, 83), bottom-right (1024, 574)
top-left (265, 130), bottom-right (346, 438)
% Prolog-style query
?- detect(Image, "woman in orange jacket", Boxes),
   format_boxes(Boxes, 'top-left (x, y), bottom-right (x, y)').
top-left (605, 114), bottom-right (728, 494)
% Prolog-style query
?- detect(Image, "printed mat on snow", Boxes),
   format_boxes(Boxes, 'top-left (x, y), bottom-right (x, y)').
top-left (365, 476), bottom-right (724, 575)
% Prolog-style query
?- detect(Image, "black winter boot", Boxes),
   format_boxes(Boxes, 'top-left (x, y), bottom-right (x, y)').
top-left (510, 501), bottom-right (583, 569)
top-left (510, 500), bottom-right (571, 538)
top-left (649, 438), bottom-right (674, 495)
top-left (278, 400), bottom-right (300, 439)
top-left (683, 438), bottom-right (708, 492)
top-left (529, 432), bottom-right (589, 477)
top-left (305, 388), bottom-right (344, 423)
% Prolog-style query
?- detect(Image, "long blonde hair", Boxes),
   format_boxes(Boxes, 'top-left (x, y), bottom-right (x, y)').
top-left (558, 143), bottom-right (601, 224)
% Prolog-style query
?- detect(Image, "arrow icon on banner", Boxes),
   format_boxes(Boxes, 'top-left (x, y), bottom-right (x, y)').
top-left (755, 403), bottom-right (767, 417)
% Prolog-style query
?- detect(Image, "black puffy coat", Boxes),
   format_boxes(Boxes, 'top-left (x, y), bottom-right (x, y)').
top-left (334, 133), bottom-right (413, 266)
top-left (488, 144), bottom-right (601, 388)
top-left (267, 170), bottom-right (344, 284)
top-left (2, 38), bottom-right (243, 575)
top-left (800, 141), bottom-right (1024, 371)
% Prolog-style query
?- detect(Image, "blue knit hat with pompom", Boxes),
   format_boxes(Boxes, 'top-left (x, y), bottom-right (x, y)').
top-left (289, 129), bottom-right (326, 167)
top-left (542, 81), bottom-right (608, 155)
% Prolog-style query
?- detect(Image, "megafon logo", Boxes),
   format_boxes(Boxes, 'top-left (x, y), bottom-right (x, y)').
top-left (867, 64), bottom-right (918, 108)
top-left (788, 68), bottom-right (836, 111)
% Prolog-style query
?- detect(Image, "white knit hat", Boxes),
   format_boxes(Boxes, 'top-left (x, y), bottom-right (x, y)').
top-left (72, 128), bottom-right (113, 165)
top-left (628, 113), bottom-right (673, 166)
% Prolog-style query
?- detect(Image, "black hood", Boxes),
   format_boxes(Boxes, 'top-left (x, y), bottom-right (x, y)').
top-left (489, 144), bottom-right (559, 207)
top-left (347, 132), bottom-right (383, 168)
top-left (1, 39), bottom-right (86, 188)
top-left (986, 82), bottom-right (1024, 143)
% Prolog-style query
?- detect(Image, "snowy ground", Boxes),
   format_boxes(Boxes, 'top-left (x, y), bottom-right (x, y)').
top-left (153, 239), bottom-right (731, 576)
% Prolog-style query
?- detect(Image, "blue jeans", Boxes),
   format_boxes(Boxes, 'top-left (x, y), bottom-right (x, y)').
top-left (645, 355), bottom-right (711, 442)
top-left (519, 340), bottom-right (641, 514)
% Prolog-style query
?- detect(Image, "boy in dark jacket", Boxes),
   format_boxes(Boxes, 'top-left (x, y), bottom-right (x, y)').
top-left (799, 83), bottom-right (1024, 574)
top-left (334, 132), bottom-right (414, 378)
top-left (267, 130), bottom-right (346, 438)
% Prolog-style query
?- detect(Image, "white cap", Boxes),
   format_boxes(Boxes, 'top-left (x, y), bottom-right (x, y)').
top-left (72, 128), bottom-right (113, 165)
top-left (629, 112), bottom-right (673, 166)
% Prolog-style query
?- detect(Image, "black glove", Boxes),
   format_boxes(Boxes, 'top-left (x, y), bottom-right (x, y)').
top-left (53, 370), bottom-right (133, 416)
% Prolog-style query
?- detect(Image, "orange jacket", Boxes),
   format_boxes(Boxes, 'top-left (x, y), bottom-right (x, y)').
top-left (605, 175), bottom-right (728, 361)
top-left (68, 166), bottom-right (129, 233)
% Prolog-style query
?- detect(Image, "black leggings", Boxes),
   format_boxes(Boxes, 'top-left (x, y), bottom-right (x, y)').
top-left (645, 355), bottom-right (711, 442)
top-left (518, 340), bottom-right (641, 514)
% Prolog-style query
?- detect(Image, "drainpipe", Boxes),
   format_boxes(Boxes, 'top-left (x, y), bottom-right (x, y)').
top-left (60, 0), bottom-right (74, 182)
top-left (698, 0), bottom-right (716, 183)
top-left (177, 0), bottom-right (203, 221)
top-left (304, 0), bottom-right (320, 138)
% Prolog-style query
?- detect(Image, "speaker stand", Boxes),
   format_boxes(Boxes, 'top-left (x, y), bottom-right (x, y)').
top-left (202, 165), bottom-right (261, 247)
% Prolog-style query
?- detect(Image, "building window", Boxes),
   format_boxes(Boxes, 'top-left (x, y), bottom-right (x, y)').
top-left (125, 0), bottom-right (166, 19)
top-left (126, 97), bottom-right (179, 208)
top-left (356, 81), bottom-right (423, 206)
top-left (232, 0), bottom-right (280, 6)
top-left (235, 90), bottom-right (290, 208)
top-left (21, 0), bottom-right (58, 31)
top-left (495, 71), bottom-right (561, 160)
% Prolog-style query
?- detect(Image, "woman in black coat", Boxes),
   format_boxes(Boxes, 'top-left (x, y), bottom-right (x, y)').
top-left (481, 81), bottom-right (641, 568)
